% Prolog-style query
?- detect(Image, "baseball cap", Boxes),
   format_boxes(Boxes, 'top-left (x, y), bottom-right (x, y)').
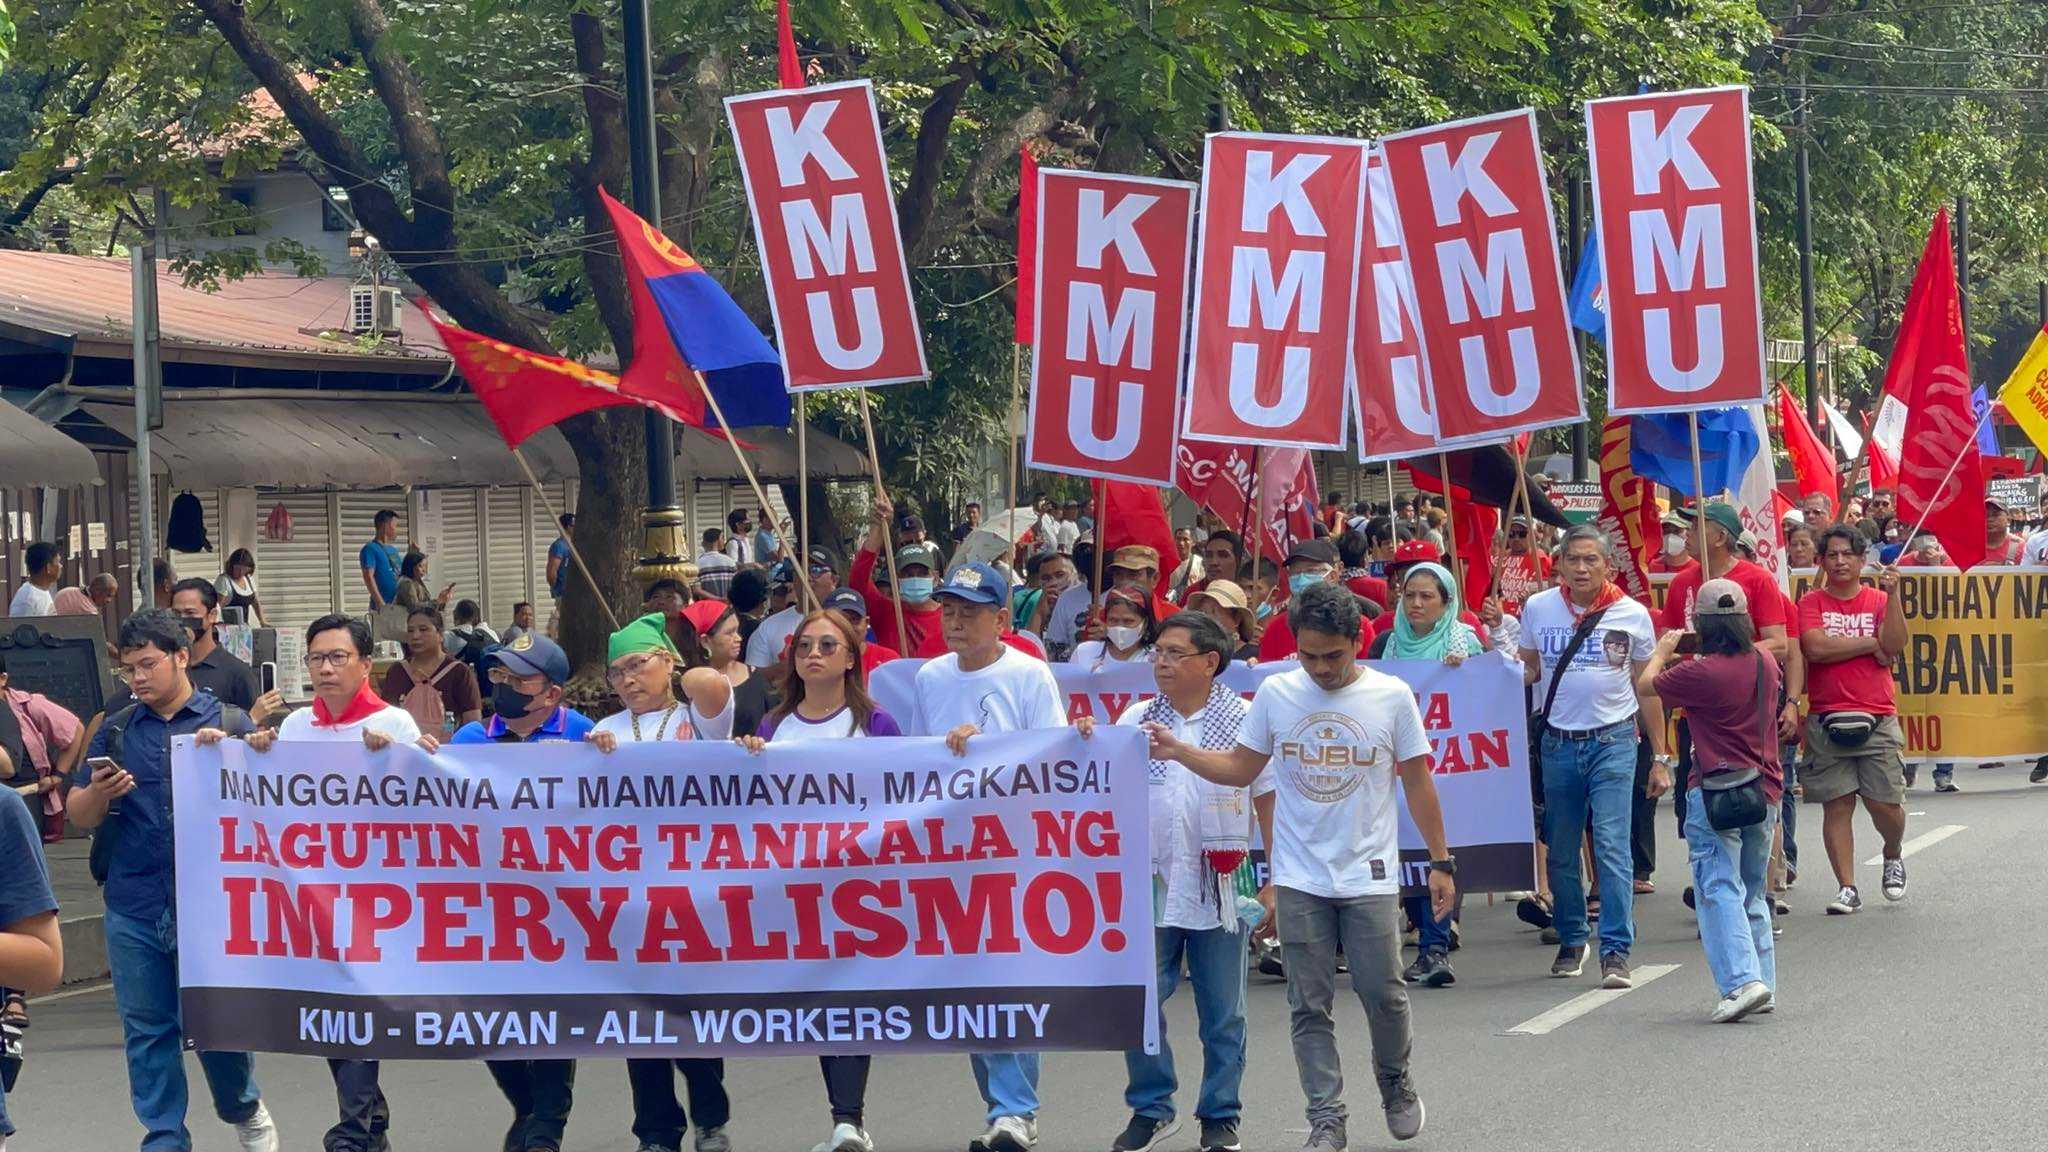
top-left (1109, 545), bottom-right (1160, 573)
top-left (896, 513), bottom-right (926, 533)
top-left (486, 633), bottom-right (571, 685)
top-left (824, 587), bottom-right (867, 617)
top-left (1781, 508), bottom-right (1805, 526)
top-left (1391, 539), bottom-right (1441, 565)
top-left (895, 541), bottom-right (943, 573)
top-left (1693, 577), bottom-right (1749, 617)
top-left (1661, 509), bottom-right (1692, 533)
top-left (1703, 501), bottom-right (1745, 540)
top-left (1285, 538), bottom-right (1340, 566)
top-left (933, 561), bottom-right (1005, 607)
top-left (806, 550), bottom-right (838, 575)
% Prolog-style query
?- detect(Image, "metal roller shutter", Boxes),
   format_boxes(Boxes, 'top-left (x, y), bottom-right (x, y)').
top-left (253, 491), bottom-right (334, 646)
top-left (690, 483), bottom-right (727, 554)
top-left (435, 490), bottom-right (482, 614)
top-left (485, 487), bottom-right (530, 630)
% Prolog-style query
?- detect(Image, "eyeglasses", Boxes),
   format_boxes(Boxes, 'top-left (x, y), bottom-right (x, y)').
top-left (1153, 645), bottom-right (1205, 664)
top-left (605, 652), bottom-right (667, 684)
top-left (795, 637), bottom-right (845, 657)
top-left (124, 654), bottom-right (173, 678)
top-left (304, 650), bottom-right (358, 669)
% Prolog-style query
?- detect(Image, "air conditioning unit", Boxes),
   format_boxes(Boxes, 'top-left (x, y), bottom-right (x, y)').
top-left (347, 286), bottom-right (403, 336)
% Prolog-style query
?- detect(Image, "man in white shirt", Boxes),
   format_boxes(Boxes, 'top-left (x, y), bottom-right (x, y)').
top-left (1110, 612), bottom-right (1272, 1152)
top-left (7, 542), bottom-right (60, 618)
top-left (723, 510), bottom-right (755, 567)
top-left (1054, 500), bottom-right (1082, 554)
top-left (906, 561), bottom-right (1067, 1152)
top-left (1148, 583), bottom-right (1453, 1150)
top-left (1517, 525), bottom-right (1668, 989)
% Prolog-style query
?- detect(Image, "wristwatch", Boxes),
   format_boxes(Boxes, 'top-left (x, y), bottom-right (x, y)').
top-left (1428, 856), bottom-right (1457, 876)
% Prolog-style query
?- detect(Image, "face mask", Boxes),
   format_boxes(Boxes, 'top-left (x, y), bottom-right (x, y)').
top-left (899, 577), bottom-right (936, 603)
top-left (1663, 534), bottom-right (1686, 558)
top-left (491, 681), bottom-right (540, 719)
top-left (1106, 625), bottom-right (1143, 650)
top-left (1255, 601), bottom-right (1277, 622)
top-left (1288, 572), bottom-right (1325, 596)
top-left (181, 616), bottom-right (207, 639)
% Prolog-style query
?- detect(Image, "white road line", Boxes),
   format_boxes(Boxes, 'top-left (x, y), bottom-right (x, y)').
top-left (1864, 824), bottom-right (1966, 866)
top-left (37, 979), bottom-right (111, 1002)
top-left (1504, 963), bottom-right (1681, 1036)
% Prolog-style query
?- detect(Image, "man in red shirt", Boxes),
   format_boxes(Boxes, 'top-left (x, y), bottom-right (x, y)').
top-left (1982, 499), bottom-right (2027, 565)
top-left (1647, 511), bottom-right (1698, 576)
top-left (1495, 517), bottom-right (1555, 616)
top-left (1256, 540), bottom-right (1375, 661)
top-left (1658, 504), bottom-right (1787, 659)
top-left (825, 587), bottom-right (902, 681)
top-left (1798, 524), bottom-right (1909, 915)
top-left (851, 495), bottom-right (947, 657)
top-left (1337, 530), bottom-right (1389, 612)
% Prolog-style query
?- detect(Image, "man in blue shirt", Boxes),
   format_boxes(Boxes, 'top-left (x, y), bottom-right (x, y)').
top-left (358, 508), bottom-right (404, 610)
top-left (441, 633), bottom-right (592, 1152)
top-left (67, 610), bottom-right (278, 1152)
top-left (546, 514), bottom-right (574, 603)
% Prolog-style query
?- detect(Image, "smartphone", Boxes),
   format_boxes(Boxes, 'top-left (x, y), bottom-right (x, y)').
top-left (86, 756), bottom-right (123, 814)
top-left (260, 661), bottom-right (278, 695)
top-left (1675, 631), bottom-right (1701, 656)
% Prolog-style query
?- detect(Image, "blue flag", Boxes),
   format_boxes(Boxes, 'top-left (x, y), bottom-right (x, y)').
top-left (1972, 386), bottom-right (2000, 456)
top-left (1630, 408), bottom-right (1759, 497)
top-left (1568, 229), bottom-right (1606, 339)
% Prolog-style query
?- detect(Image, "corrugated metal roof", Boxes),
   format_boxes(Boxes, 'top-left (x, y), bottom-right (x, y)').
top-left (0, 251), bottom-right (450, 373)
top-left (0, 396), bottom-right (100, 489)
top-left (680, 422), bottom-right (869, 481)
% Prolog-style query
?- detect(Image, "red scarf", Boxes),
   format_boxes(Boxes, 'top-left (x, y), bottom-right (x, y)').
top-left (311, 681), bottom-right (388, 727)
top-left (1564, 580), bottom-right (1628, 620)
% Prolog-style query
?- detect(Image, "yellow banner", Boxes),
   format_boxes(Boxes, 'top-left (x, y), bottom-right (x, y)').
top-left (1996, 325), bottom-right (2048, 457)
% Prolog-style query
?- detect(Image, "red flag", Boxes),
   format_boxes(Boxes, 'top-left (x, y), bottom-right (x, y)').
top-left (1014, 146), bottom-right (1039, 345)
top-left (1776, 383), bottom-right (1838, 503)
top-left (1173, 441), bottom-right (1312, 561)
top-left (775, 0), bottom-right (803, 89)
top-left (420, 305), bottom-right (667, 446)
top-left (1455, 498), bottom-right (1498, 607)
top-left (1595, 417), bottom-right (1659, 604)
top-left (1255, 447), bottom-right (1320, 562)
top-left (1092, 479), bottom-right (1181, 602)
top-left (1890, 208), bottom-right (1986, 567)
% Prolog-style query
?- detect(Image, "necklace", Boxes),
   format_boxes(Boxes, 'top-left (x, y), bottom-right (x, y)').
top-left (630, 701), bottom-right (681, 742)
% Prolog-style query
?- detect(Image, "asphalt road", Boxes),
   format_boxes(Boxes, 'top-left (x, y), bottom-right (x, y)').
top-left (9, 764), bottom-right (2044, 1152)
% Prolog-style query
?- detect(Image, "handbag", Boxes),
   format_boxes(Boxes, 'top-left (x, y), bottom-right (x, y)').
top-left (1700, 653), bottom-right (1772, 832)
top-left (1820, 710), bottom-right (1877, 748)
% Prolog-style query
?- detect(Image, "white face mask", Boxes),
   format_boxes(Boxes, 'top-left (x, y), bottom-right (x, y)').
top-left (1106, 625), bottom-right (1143, 651)
top-left (1663, 534), bottom-right (1686, 558)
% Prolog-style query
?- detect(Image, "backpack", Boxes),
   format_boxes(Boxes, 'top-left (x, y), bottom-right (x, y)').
top-left (399, 660), bottom-right (459, 733)
top-left (89, 699), bottom-right (252, 885)
top-left (165, 491), bottom-right (213, 553)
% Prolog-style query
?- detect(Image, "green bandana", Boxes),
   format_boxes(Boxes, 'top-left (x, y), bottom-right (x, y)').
top-left (608, 612), bottom-right (679, 664)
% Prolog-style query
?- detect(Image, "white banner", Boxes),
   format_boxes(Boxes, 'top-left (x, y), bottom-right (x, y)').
top-left (872, 654), bottom-right (1537, 892)
top-left (172, 730), bottom-right (1156, 1059)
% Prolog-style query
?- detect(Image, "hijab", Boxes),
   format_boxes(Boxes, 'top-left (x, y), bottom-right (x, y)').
top-left (1384, 562), bottom-right (1479, 664)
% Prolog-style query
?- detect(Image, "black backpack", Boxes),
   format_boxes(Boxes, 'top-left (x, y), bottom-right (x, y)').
top-left (165, 490), bottom-right (213, 553)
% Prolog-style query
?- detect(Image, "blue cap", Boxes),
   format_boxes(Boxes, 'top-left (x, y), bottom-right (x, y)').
top-left (824, 587), bottom-right (867, 617)
top-left (485, 633), bottom-right (571, 685)
top-left (933, 561), bottom-right (1005, 606)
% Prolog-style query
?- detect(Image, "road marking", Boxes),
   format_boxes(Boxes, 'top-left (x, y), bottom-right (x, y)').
top-left (1504, 964), bottom-right (1681, 1035)
top-left (1864, 824), bottom-right (1966, 866)
top-left (38, 979), bottom-right (111, 1002)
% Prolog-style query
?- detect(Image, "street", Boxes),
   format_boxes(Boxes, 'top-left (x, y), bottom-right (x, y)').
top-left (8, 764), bottom-right (2041, 1151)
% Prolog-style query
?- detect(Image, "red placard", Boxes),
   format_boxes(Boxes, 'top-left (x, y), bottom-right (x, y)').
top-left (1351, 147), bottom-right (1439, 462)
top-left (1182, 133), bottom-right (1367, 449)
top-left (1380, 109), bottom-right (1582, 447)
top-left (1586, 86), bottom-right (1764, 413)
top-left (1026, 170), bottom-right (1197, 485)
top-left (724, 80), bottom-right (927, 391)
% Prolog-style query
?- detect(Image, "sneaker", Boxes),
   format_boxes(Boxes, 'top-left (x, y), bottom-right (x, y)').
top-left (2031, 757), bottom-right (2048, 784)
top-left (505, 1116), bottom-right (531, 1152)
top-left (1411, 950), bottom-right (1455, 988)
top-left (1256, 942), bottom-right (1285, 978)
top-left (1771, 896), bottom-right (1791, 916)
top-left (971, 1116), bottom-right (1038, 1152)
top-left (1198, 1119), bottom-right (1242, 1152)
top-left (1383, 1081), bottom-right (1425, 1142)
top-left (1935, 778), bottom-right (1959, 793)
top-left (235, 1102), bottom-right (281, 1152)
top-left (1515, 895), bottom-right (1553, 929)
top-left (1401, 954), bottom-right (1428, 983)
top-left (811, 1124), bottom-right (873, 1152)
top-left (1448, 919), bottom-right (1461, 952)
top-left (1600, 952), bottom-right (1633, 989)
top-left (1682, 886), bottom-right (1696, 910)
top-left (696, 1127), bottom-right (732, 1152)
top-left (1110, 1114), bottom-right (1179, 1152)
top-left (1710, 980), bottom-right (1771, 1023)
top-left (1881, 857), bottom-right (1908, 901)
top-left (1756, 990), bottom-right (1776, 1015)
top-left (1300, 1117), bottom-right (1346, 1151)
top-left (1539, 926), bottom-right (1560, 946)
top-left (1825, 885), bottom-right (1862, 915)
top-left (1550, 944), bottom-right (1587, 978)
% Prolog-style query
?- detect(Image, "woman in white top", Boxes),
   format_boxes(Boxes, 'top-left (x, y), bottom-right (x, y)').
top-left (737, 611), bottom-right (901, 1152)
top-left (1064, 583), bottom-right (1158, 670)
top-left (214, 548), bottom-right (266, 627)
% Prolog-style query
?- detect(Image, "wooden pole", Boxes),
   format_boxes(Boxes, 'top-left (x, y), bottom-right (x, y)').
top-left (1688, 411), bottom-right (1713, 580)
top-left (511, 446), bottom-right (622, 632)
top-left (688, 370), bottom-right (818, 613)
top-left (1007, 343), bottom-right (1023, 521)
top-left (1898, 405), bottom-right (1994, 547)
top-left (1384, 461), bottom-right (1397, 516)
top-left (856, 390), bottom-right (910, 649)
top-left (796, 391), bottom-right (811, 591)
top-left (1246, 447), bottom-right (1265, 611)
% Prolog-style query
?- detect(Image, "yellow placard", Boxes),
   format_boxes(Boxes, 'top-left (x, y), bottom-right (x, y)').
top-left (1995, 326), bottom-right (2048, 456)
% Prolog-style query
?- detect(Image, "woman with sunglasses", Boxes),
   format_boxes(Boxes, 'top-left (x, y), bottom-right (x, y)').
top-left (1065, 583), bottom-right (1158, 670)
top-left (736, 611), bottom-right (902, 1152)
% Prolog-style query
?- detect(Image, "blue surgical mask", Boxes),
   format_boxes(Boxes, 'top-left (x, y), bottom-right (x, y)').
top-left (900, 577), bottom-right (936, 603)
top-left (1255, 601), bottom-right (1277, 622)
top-left (1288, 572), bottom-right (1325, 596)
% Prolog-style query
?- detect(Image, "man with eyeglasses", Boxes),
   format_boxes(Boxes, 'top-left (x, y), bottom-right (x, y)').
top-left (67, 609), bottom-right (281, 1152)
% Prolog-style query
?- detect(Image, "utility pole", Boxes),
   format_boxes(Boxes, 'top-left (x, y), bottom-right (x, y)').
top-left (1566, 177), bottom-right (1589, 481)
top-left (130, 217), bottom-right (163, 608)
top-left (623, 0), bottom-right (689, 592)
top-left (1796, 78), bottom-right (1823, 449)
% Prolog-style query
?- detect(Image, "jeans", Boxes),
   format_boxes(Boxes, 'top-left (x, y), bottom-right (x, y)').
top-left (1683, 788), bottom-right (1777, 997)
top-left (1541, 721), bottom-right (1639, 957)
top-left (104, 906), bottom-right (261, 1152)
top-left (488, 1059), bottom-right (576, 1151)
top-left (1124, 924), bottom-right (1248, 1123)
top-left (1779, 751), bottom-right (1800, 871)
top-left (325, 1059), bottom-right (388, 1151)
top-left (626, 1057), bottom-right (730, 1149)
top-left (1275, 888), bottom-right (1412, 1125)
top-left (969, 1052), bottom-right (1040, 1124)
top-left (1400, 893), bottom-right (1461, 955)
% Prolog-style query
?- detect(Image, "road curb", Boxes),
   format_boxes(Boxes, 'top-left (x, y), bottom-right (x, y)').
top-left (60, 913), bottom-right (108, 985)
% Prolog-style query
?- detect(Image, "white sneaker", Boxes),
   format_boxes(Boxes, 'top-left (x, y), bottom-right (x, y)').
top-left (1710, 980), bottom-right (1771, 1024)
top-left (969, 1115), bottom-right (1038, 1152)
top-left (1756, 989), bottom-right (1776, 1015)
top-left (234, 1101), bottom-right (280, 1152)
top-left (810, 1121), bottom-right (874, 1152)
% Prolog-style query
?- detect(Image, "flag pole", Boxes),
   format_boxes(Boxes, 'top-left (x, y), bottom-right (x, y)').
top-left (1007, 343), bottom-right (1022, 525)
top-left (856, 389), bottom-right (910, 647)
top-left (1384, 461), bottom-right (1397, 516)
top-left (1438, 451), bottom-right (1461, 593)
top-left (1246, 447), bottom-right (1265, 615)
top-left (1688, 412), bottom-right (1713, 580)
top-left (689, 369), bottom-right (818, 614)
top-left (511, 446), bottom-right (622, 633)
top-left (1897, 405), bottom-right (1994, 548)
top-left (796, 392), bottom-right (811, 588)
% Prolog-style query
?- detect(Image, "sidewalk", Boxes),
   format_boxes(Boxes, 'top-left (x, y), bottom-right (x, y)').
top-left (46, 837), bottom-right (107, 985)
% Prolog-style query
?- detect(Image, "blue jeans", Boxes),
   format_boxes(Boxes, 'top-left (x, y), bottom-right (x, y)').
top-left (1541, 721), bottom-right (1639, 957)
top-left (1400, 893), bottom-right (1460, 954)
top-left (104, 907), bottom-right (261, 1152)
top-left (1125, 925), bottom-right (1248, 1123)
top-left (970, 1052), bottom-right (1040, 1124)
top-left (1683, 788), bottom-right (1777, 996)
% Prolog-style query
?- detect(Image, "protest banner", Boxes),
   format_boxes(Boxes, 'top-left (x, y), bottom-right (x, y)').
top-left (871, 655), bottom-right (1537, 892)
top-left (1379, 108), bottom-right (1583, 447)
top-left (1585, 86), bottom-right (1766, 413)
top-left (1549, 480), bottom-right (1601, 524)
top-left (1351, 147), bottom-right (1440, 462)
top-left (1027, 169), bottom-right (1198, 484)
top-left (1183, 132), bottom-right (1367, 450)
top-left (725, 79), bottom-right (927, 390)
top-left (173, 728), bottom-right (1156, 1060)
top-left (1988, 475), bottom-right (2041, 513)
top-left (1791, 568), bottom-right (2048, 763)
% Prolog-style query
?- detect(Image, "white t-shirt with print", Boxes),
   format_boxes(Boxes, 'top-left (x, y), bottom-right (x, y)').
top-left (1238, 666), bottom-right (1431, 899)
top-left (275, 701), bottom-right (422, 743)
top-left (1518, 587), bottom-right (1655, 731)
top-left (744, 606), bottom-right (803, 668)
top-left (1045, 584), bottom-right (1094, 654)
top-left (908, 647), bottom-right (1065, 737)
top-left (590, 697), bottom-right (735, 744)
top-left (2026, 528), bottom-right (2048, 567)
